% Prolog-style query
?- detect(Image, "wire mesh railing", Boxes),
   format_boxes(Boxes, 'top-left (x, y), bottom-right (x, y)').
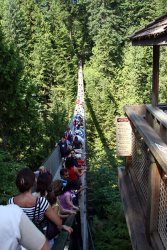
top-left (131, 129), bottom-right (151, 214)
top-left (42, 147), bottom-right (62, 179)
top-left (121, 104), bottom-right (167, 250)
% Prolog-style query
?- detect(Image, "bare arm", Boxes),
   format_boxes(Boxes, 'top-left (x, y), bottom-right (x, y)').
top-left (19, 212), bottom-right (50, 250)
top-left (74, 166), bottom-right (86, 177)
top-left (45, 205), bottom-right (62, 228)
top-left (41, 241), bottom-right (50, 250)
top-left (65, 193), bottom-right (79, 211)
top-left (52, 205), bottom-right (68, 218)
top-left (60, 207), bottom-right (76, 215)
top-left (77, 186), bottom-right (88, 194)
top-left (50, 205), bottom-right (73, 233)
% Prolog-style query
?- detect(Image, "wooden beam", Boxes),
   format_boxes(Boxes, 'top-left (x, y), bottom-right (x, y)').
top-left (52, 215), bottom-right (75, 250)
top-left (124, 105), bottom-right (167, 173)
top-left (131, 34), bottom-right (167, 46)
top-left (152, 45), bottom-right (160, 107)
top-left (146, 104), bottom-right (167, 129)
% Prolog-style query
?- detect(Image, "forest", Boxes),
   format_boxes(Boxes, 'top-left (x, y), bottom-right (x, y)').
top-left (1, 0), bottom-right (167, 249)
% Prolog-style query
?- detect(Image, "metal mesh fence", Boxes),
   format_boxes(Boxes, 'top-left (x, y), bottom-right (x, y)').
top-left (124, 106), bottom-right (167, 249)
top-left (131, 129), bottom-right (151, 203)
top-left (158, 179), bottom-right (167, 249)
top-left (42, 147), bottom-right (62, 178)
top-left (130, 128), bottom-right (167, 248)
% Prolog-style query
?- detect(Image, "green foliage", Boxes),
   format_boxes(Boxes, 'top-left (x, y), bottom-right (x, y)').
top-left (86, 95), bottom-right (130, 247)
top-left (159, 46), bottom-right (167, 102)
top-left (0, 149), bottom-right (24, 204)
top-left (114, 45), bottom-right (152, 115)
top-left (0, 0), bottom-right (88, 166)
top-left (84, 1), bottom-right (167, 249)
top-left (87, 112), bottom-right (131, 249)
top-left (1, 0), bottom-right (167, 248)
top-left (92, 215), bottom-right (132, 250)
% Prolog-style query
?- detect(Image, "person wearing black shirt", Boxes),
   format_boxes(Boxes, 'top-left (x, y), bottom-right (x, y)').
top-left (58, 136), bottom-right (68, 158)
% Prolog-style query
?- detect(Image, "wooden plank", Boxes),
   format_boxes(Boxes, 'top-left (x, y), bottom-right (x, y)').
top-left (118, 166), bottom-right (153, 250)
top-left (124, 105), bottom-right (167, 173)
top-left (158, 103), bottom-right (167, 110)
top-left (131, 34), bottom-right (167, 46)
top-left (145, 105), bottom-right (167, 144)
top-left (123, 104), bottom-right (146, 116)
top-left (146, 105), bottom-right (167, 129)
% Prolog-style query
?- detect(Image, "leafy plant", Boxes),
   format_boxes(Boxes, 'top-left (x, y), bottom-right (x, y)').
top-left (0, 149), bottom-right (24, 204)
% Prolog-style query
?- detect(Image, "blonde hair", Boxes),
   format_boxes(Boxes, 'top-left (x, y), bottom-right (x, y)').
top-left (51, 180), bottom-right (64, 196)
top-left (47, 180), bottom-right (64, 205)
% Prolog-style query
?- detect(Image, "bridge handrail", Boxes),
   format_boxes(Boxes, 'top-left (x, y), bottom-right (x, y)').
top-left (120, 104), bottom-right (167, 250)
top-left (52, 215), bottom-right (75, 250)
top-left (41, 146), bottom-right (62, 178)
top-left (124, 104), bottom-right (167, 173)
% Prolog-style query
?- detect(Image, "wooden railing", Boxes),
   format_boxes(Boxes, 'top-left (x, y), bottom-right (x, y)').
top-left (118, 104), bottom-right (167, 250)
top-left (52, 214), bottom-right (78, 250)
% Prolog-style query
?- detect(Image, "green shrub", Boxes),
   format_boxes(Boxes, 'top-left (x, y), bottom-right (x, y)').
top-left (0, 149), bottom-right (24, 204)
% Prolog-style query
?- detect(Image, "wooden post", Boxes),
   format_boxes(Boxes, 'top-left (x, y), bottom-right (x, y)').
top-left (148, 154), bottom-right (160, 237)
top-left (152, 45), bottom-right (160, 107)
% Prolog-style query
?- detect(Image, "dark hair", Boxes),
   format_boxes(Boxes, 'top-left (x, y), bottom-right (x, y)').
top-left (65, 157), bottom-right (74, 169)
top-left (60, 168), bottom-right (68, 177)
top-left (53, 180), bottom-right (64, 194)
top-left (47, 191), bottom-right (57, 206)
top-left (62, 134), bottom-right (66, 139)
top-left (36, 172), bottom-right (53, 196)
top-left (66, 149), bottom-right (72, 157)
top-left (16, 168), bottom-right (35, 193)
top-left (62, 180), bottom-right (79, 193)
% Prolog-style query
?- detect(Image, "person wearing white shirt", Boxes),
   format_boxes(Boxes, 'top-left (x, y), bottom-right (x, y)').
top-left (74, 134), bottom-right (84, 144)
top-left (0, 204), bottom-right (50, 250)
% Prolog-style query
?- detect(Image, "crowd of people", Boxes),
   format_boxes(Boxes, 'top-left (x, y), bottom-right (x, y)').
top-left (57, 112), bottom-right (87, 217)
top-left (0, 113), bottom-right (87, 250)
top-left (58, 113), bottom-right (84, 158)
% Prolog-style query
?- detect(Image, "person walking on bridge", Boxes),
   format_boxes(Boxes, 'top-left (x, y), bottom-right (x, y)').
top-left (0, 204), bottom-right (50, 250)
top-left (58, 136), bottom-right (68, 158)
